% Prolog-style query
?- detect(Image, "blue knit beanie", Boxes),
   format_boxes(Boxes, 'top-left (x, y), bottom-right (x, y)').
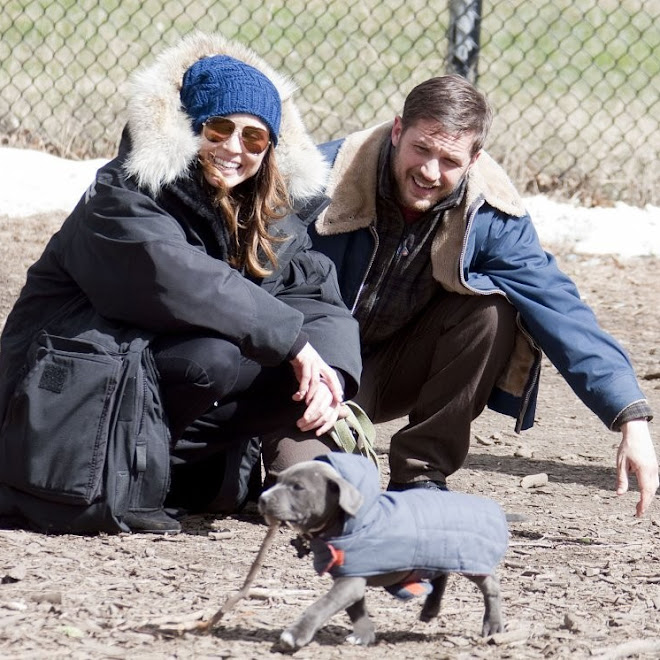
top-left (180, 54), bottom-right (281, 145)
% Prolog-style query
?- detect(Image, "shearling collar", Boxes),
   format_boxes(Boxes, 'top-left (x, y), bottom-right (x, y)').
top-left (123, 31), bottom-right (328, 205)
top-left (316, 121), bottom-right (526, 236)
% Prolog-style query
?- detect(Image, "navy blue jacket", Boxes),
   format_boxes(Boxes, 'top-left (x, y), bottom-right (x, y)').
top-left (309, 124), bottom-right (650, 432)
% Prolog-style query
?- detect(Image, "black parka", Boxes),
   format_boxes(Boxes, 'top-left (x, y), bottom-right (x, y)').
top-left (0, 139), bottom-right (361, 424)
top-left (0, 32), bottom-right (361, 532)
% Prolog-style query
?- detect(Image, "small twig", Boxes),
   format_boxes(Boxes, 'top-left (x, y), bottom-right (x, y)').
top-left (508, 541), bottom-right (556, 548)
top-left (509, 531), bottom-right (646, 549)
top-left (196, 523), bottom-right (280, 633)
top-left (130, 610), bottom-right (207, 633)
top-left (592, 638), bottom-right (660, 659)
top-left (487, 627), bottom-right (531, 646)
top-left (247, 587), bottom-right (317, 600)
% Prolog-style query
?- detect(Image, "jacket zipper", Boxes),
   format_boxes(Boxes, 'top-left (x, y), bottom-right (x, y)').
top-left (350, 224), bottom-right (379, 314)
top-left (459, 196), bottom-right (501, 296)
top-left (514, 318), bottom-right (542, 432)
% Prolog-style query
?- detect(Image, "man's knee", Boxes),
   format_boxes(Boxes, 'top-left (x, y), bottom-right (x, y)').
top-left (435, 294), bottom-right (517, 369)
top-left (463, 296), bottom-right (518, 378)
top-left (475, 295), bottom-right (517, 339)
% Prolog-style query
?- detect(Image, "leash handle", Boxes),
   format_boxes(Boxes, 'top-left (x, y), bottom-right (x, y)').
top-left (327, 401), bottom-right (380, 474)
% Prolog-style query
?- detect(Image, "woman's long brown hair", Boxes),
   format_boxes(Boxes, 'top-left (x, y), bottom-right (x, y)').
top-left (200, 147), bottom-right (290, 278)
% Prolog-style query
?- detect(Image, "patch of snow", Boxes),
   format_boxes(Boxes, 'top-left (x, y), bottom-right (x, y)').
top-left (1, 148), bottom-right (658, 257)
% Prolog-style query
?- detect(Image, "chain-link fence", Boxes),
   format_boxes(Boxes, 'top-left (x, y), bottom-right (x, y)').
top-left (1, 0), bottom-right (658, 205)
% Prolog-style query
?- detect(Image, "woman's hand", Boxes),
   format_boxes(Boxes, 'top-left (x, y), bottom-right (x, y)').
top-left (294, 382), bottom-right (349, 436)
top-left (289, 342), bottom-right (345, 436)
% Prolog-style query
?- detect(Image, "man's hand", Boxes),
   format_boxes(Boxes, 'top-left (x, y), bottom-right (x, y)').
top-left (616, 420), bottom-right (659, 516)
top-left (289, 342), bottom-right (345, 436)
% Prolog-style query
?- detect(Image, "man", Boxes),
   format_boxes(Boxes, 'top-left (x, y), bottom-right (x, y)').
top-left (278, 74), bottom-right (656, 516)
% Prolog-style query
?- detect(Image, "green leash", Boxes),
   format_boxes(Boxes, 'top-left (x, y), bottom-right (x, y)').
top-left (325, 401), bottom-right (380, 474)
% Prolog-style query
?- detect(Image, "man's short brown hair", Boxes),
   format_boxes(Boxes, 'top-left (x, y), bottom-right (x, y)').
top-left (401, 75), bottom-right (493, 156)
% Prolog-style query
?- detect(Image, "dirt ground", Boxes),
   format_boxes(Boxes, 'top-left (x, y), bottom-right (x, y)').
top-left (0, 211), bottom-right (659, 660)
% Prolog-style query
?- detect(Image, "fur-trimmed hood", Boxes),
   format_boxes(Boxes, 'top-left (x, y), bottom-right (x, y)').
top-left (123, 31), bottom-right (328, 204)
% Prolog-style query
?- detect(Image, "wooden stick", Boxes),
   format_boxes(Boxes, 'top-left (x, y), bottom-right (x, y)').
top-left (197, 523), bottom-right (280, 633)
top-left (592, 638), bottom-right (660, 660)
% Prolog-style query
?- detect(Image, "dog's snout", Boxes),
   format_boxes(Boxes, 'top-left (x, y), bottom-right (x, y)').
top-left (258, 485), bottom-right (291, 528)
top-left (257, 484), bottom-right (281, 515)
top-left (257, 490), bottom-right (271, 515)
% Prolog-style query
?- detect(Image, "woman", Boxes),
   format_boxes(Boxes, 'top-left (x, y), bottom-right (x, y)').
top-left (0, 33), bottom-right (361, 534)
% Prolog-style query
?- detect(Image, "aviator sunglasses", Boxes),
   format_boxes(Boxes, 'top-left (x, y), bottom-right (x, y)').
top-left (202, 116), bottom-right (271, 155)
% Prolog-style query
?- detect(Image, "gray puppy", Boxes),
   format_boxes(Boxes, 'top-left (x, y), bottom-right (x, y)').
top-left (258, 453), bottom-right (509, 650)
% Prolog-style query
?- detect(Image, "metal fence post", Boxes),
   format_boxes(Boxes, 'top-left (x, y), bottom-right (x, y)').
top-left (447, 0), bottom-right (482, 84)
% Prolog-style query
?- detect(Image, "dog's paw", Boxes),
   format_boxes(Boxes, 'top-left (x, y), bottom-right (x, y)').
top-left (279, 630), bottom-right (300, 650)
top-left (346, 614), bottom-right (375, 645)
top-left (346, 631), bottom-right (375, 646)
top-left (279, 626), bottom-right (314, 651)
top-left (482, 618), bottom-right (504, 637)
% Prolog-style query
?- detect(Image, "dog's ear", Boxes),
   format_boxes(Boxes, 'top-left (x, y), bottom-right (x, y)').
top-left (329, 476), bottom-right (364, 517)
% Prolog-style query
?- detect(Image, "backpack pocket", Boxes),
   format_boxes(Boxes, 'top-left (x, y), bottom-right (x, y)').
top-left (0, 333), bottom-right (122, 505)
top-left (122, 348), bottom-right (171, 513)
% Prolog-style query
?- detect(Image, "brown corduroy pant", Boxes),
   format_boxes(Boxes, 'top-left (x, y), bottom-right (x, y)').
top-left (262, 292), bottom-right (517, 487)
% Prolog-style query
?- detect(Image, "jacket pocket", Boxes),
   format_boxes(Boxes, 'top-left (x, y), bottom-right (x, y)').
top-left (0, 333), bottom-right (122, 505)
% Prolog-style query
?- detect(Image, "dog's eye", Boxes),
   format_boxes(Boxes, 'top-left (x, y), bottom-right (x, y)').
top-left (291, 481), bottom-right (305, 492)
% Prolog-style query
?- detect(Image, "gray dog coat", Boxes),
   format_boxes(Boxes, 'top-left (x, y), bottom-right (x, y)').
top-left (309, 454), bottom-right (508, 585)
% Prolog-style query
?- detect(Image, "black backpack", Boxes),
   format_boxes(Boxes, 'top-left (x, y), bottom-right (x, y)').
top-left (0, 326), bottom-right (170, 534)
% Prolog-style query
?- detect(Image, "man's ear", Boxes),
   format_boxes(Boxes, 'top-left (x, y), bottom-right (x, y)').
top-left (330, 476), bottom-right (364, 516)
top-left (464, 149), bottom-right (481, 178)
top-left (391, 115), bottom-right (403, 147)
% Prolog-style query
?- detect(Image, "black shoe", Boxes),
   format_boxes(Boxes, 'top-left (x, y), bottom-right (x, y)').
top-left (387, 479), bottom-right (448, 492)
top-left (122, 509), bottom-right (182, 534)
top-left (164, 506), bottom-right (189, 520)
